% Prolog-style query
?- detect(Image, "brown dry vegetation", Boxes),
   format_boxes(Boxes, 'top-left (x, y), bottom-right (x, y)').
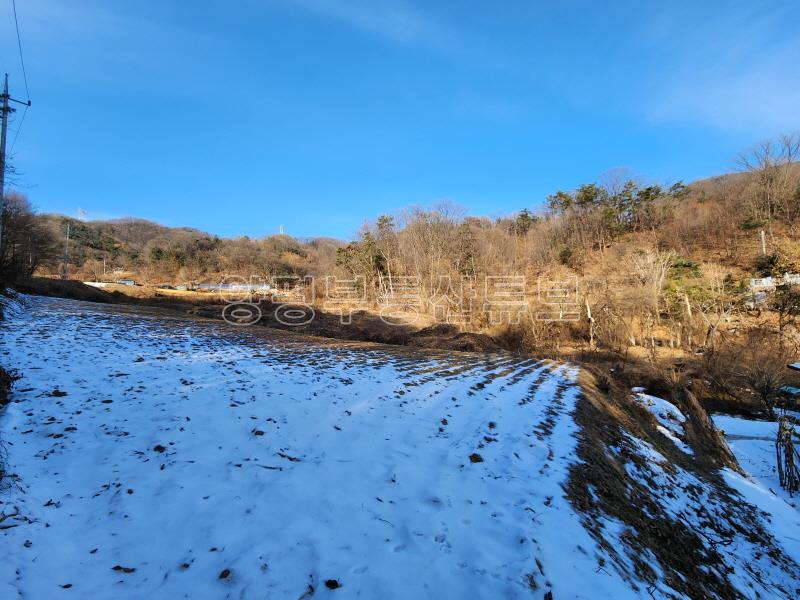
top-left (567, 368), bottom-right (799, 598)
top-left (5, 133), bottom-right (800, 419)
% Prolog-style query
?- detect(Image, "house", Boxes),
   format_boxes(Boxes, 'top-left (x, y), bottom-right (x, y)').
top-left (749, 277), bottom-right (776, 292)
top-left (195, 283), bottom-right (273, 293)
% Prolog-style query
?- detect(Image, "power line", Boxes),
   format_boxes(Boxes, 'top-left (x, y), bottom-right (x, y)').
top-left (9, 101), bottom-right (26, 153)
top-left (11, 0), bottom-right (30, 101)
top-left (6, 0), bottom-right (31, 155)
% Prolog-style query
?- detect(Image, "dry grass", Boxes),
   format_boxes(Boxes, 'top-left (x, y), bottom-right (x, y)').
top-left (564, 368), bottom-right (794, 599)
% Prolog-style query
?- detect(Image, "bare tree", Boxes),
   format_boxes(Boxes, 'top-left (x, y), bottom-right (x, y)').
top-left (0, 194), bottom-right (57, 283)
top-left (631, 248), bottom-right (674, 319)
top-left (734, 332), bottom-right (787, 420)
top-left (737, 133), bottom-right (800, 227)
top-left (771, 283), bottom-right (800, 349)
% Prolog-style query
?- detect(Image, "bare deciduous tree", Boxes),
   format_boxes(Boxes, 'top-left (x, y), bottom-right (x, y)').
top-left (737, 133), bottom-right (800, 227)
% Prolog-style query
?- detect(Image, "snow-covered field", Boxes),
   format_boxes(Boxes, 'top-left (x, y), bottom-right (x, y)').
top-left (713, 414), bottom-right (800, 510)
top-left (1, 295), bottom-right (800, 599)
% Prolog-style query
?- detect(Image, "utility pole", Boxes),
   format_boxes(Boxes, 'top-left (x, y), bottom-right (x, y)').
top-left (0, 74), bottom-right (11, 258)
top-left (0, 73), bottom-right (31, 258)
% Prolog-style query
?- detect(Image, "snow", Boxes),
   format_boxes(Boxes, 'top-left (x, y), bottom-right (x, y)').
top-left (713, 414), bottom-right (800, 510)
top-left (608, 429), bottom-right (800, 598)
top-left (0, 295), bottom-right (627, 599)
top-left (2, 295), bottom-right (800, 599)
top-left (632, 390), bottom-right (693, 454)
top-left (721, 469), bottom-right (800, 565)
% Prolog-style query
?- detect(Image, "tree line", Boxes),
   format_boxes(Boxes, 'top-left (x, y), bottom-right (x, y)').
top-left (2, 133), bottom-right (799, 362)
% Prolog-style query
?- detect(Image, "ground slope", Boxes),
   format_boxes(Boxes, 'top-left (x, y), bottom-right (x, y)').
top-left (1, 295), bottom-right (798, 599)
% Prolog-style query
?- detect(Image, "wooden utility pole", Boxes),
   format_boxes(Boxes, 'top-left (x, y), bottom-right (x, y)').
top-left (0, 74), bottom-right (11, 256)
top-left (0, 73), bottom-right (31, 257)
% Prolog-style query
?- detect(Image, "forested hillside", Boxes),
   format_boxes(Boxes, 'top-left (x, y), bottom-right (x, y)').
top-left (25, 135), bottom-right (800, 295)
top-left (31, 215), bottom-right (343, 283)
top-left (3, 134), bottom-right (800, 416)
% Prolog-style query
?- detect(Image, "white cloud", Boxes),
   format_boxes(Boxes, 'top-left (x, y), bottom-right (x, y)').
top-left (0, 0), bottom-right (224, 95)
top-left (286, 0), bottom-right (458, 50)
top-left (650, 57), bottom-right (800, 134)
top-left (644, 4), bottom-right (800, 134)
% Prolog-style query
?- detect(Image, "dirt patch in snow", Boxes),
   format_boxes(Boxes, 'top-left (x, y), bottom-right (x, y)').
top-left (13, 277), bottom-right (115, 304)
top-left (406, 324), bottom-right (501, 352)
top-left (0, 367), bottom-right (18, 408)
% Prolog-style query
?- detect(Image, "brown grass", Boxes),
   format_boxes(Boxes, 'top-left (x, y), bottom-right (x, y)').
top-left (565, 368), bottom-right (795, 598)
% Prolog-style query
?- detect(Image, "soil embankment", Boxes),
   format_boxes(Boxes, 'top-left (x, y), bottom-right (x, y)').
top-left (14, 277), bottom-right (502, 352)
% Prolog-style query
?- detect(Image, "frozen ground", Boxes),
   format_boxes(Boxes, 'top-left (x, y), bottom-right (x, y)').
top-left (712, 414), bottom-right (800, 510)
top-left (632, 389), bottom-right (692, 454)
top-left (1, 295), bottom-right (799, 599)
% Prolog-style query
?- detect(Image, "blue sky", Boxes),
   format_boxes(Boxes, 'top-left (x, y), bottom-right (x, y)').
top-left (1, 0), bottom-right (799, 240)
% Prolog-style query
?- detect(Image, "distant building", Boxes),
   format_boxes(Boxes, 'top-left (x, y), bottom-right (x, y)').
top-left (749, 277), bottom-right (776, 292)
top-left (195, 283), bottom-right (273, 292)
top-left (116, 279), bottom-right (136, 286)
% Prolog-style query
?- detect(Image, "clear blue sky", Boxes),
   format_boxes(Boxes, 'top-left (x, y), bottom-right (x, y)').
top-left (1, 0), bottom-right (799, 240)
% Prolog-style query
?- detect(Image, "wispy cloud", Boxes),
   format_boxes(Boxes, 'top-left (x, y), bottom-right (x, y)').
top-left (644, 4), bottom-right (800, 134)
top-left (0, 0), bottom-right (221, 93)
top-left (286, 0), bottom-right (459, 50)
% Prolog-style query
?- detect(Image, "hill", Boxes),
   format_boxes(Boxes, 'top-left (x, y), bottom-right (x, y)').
top-left (7, 132), bottom-right (800, 430)
top-left (36, 214), bottom-right (343, 283)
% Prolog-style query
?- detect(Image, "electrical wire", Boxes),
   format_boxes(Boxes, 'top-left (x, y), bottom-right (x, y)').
top-left (7, 0), bottom-right (31, 154)
top-left (9, 103), bottom-right (27, 153)
top-left (11, 0), bottom-right (31, 101)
